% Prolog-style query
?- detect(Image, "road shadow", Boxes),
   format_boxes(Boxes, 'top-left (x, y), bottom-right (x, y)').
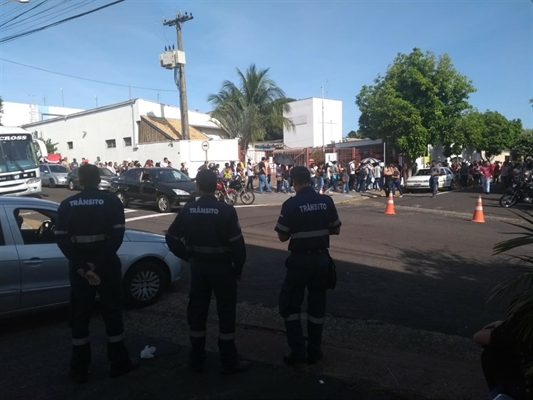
top-left (222, 243), bottom-right (518, 338)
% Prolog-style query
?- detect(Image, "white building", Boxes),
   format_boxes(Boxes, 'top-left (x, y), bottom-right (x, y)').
top-left (1, 101), bottom-right (84, 126)
top-left (21, 98), bottom-right (236, 178)
top-left (283, 97), bottom-right (343, 148)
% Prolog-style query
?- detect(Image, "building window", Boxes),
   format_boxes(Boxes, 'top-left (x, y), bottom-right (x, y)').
top-left (67, 141), bottom-right (73, 150)
top-left (123, 137), bottom-right (132, 147)
top-left (106, 139), bottom-right (116, 149)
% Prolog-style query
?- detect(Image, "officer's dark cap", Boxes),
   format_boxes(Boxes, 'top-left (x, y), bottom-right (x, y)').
top-left (290, 166), bottom-right (311, 184)
top-left (78, 163), bottom-right (100, 188)
top-left (195, 169), bottom-right (217, 192)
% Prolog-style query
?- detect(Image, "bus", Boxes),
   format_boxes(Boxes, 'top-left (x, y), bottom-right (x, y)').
top-left (0, 126), bottom-right (44, 196)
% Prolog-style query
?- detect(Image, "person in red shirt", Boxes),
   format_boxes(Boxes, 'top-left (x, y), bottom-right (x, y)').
top-left (492, 161), bottom-right (501, 183)
top-left (480, 161), bottom-right (493, 194)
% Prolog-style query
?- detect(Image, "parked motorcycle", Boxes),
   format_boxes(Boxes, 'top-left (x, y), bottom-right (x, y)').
top-left (215, 178), bottom-right (238, 205)
top-left (499, 178), bottom-right (533, 208)
top-left (228, 175), bottom-right (255, 205)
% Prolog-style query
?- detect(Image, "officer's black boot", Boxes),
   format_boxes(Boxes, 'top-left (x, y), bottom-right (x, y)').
top-left (283, 321), bottom-right (307, 364)
top-left (69, 343), bottom-right (91, 384)
top-left (307, 320), bottom-right (324, 364)
top-left (189, 336), bottom-right (207, 372)
top-left (108, 340), bottom-right (140, 378)
top-left (219, 339), bottom-right (252, 374)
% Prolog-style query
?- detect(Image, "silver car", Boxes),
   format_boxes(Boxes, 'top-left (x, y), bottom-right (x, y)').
top-left (0, 196), bottom-right (182, 315)
top-left (39, 164), bottom-right (70, 188)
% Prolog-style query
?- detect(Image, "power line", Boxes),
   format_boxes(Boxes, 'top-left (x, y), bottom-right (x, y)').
top-left (0, 57), bottom-right (177, 93)
top-left (1, 0), bottom-right (83, 32)
top-left (0, 0), bottom-right (49, 29)
top-left (0, 0), bottom-right (124, 44)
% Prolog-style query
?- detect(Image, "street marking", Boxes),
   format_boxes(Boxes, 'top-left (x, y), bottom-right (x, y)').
top-left (234, 204), bottom-right (268, 208)
top-left (124, 209), bottom-right (137, 213)
top-left (126, 214), bottom-right (173, 222)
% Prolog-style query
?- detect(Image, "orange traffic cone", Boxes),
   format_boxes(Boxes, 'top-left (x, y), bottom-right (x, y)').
top-left (472, 195), bottom-right (485, 223)
top-left (384, 191), bottom-right (395, 215)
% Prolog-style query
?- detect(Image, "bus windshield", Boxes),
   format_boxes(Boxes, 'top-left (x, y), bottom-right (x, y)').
top-left (0, 137), bottom-right (39, 173)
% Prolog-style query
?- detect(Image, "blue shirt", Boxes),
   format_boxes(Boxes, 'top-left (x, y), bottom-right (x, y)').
top-left (275, 186), bottom-right (341, 252)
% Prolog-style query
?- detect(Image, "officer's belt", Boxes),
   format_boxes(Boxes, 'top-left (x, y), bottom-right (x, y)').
top-left (187, 245), bottom-right (231, 254)
top-left (70, 234), bottom-right (107, 243)
top-left (291, 249), bottom-right (328, 255)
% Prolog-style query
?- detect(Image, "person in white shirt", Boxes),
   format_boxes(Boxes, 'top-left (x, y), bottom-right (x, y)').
top-left (246, 160), bottom-right (255, 190)
top-left (349, 159), bottom-right (356, 191)
top-left (106, 161), bottom-right (116, 175)
top-left (161, 157), bottom-right (169, 168)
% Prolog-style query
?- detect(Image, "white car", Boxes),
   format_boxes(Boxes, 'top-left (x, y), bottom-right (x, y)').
top-left (0, 196), bottom-right (183, 315)
top-left (405, 167), bottom-right (455, 192)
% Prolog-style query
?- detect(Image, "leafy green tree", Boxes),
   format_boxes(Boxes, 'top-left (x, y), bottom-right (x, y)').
top-left (346, 130), bottom-right (367, 139)
top-left (477, 111), bottom-right (521, 159)
top-left (512, 129), bottom-right (533, 159)
top-left (355, 48), bottom-right (476, 159)
top-left (208, 64), bottom-right (294, 152)
top-left (455, 109), bottom-right (485, 151)
top-left (44, 138), bottom-right (58, 154)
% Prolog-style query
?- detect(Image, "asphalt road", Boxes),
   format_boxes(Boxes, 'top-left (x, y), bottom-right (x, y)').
top-left (37, 185), bottom-right (528, 338)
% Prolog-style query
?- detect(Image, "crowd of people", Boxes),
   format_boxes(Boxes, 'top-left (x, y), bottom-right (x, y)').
top-left (49, 153), bottom-right (533, 200)
top-left (52, 156), bottom-right (191, 177)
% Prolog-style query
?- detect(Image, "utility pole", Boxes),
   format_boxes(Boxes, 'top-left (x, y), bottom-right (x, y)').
top-left (321, 86), bottom-right (325, 153)
top-left (163, 11), bottom-right (193, 140)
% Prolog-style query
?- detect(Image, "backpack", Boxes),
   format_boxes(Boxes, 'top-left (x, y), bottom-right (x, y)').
top-left (253, 164), bottom-right (261, 175)
top-left (359, 167), bottom-right (368, 178)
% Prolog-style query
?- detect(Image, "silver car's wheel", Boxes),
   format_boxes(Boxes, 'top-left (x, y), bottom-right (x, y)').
top-left (123, 262), bottom-right (166, 308)
top-left (49, 179), bottom-right (55, 188)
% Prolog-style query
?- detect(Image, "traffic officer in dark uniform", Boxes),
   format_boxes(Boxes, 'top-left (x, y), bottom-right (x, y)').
top-left (274, 166), bottom-right (342, 364)
top-left (55, 164), bottom-right (139, 384)
top-left (165, 169), bottom-right (252, 374)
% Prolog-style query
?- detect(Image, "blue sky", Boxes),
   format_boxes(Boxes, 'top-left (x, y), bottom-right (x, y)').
top-left (0, 0), bottom-right (531, 134)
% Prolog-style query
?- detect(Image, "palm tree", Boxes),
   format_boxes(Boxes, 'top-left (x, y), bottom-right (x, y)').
top-left (490, 211), bottom-right (533, 376)
top-left (208, 64), bottom-right (294, 155)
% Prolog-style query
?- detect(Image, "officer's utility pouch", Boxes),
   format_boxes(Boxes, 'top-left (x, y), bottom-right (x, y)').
top-left (327, 256), bottom-right (337, 290)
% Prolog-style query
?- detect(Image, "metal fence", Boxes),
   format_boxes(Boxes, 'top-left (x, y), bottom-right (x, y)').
top-left (242, 145), bottom-right (383, 168)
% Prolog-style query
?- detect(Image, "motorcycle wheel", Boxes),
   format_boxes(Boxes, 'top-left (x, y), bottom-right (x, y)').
top-left (240, 189), bottom-right (255, 205)
top-left (224, 190), bottom-right (237, 205)
top-left (499, 194), bottom-right (517, 208)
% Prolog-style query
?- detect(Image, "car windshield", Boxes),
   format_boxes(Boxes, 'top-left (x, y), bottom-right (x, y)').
top-left (153, 169), bottom-right (190, 183)
top-left (49, 165), bottom-right (69, 173)
top-left (99, 168), bottom-right (114, 176)
top-left (415, 169), bottom-right (431, 176)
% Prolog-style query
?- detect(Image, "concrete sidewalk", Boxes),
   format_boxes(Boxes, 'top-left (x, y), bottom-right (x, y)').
top-left (242, 188), bottom-right (373, 207)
